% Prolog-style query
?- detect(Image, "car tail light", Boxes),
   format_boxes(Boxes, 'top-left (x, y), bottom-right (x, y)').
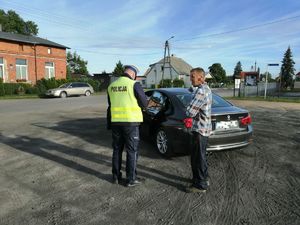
top-left (183, 118), bottom-right (193, 128)
top-left (240, 114), bottom-right (252, 126)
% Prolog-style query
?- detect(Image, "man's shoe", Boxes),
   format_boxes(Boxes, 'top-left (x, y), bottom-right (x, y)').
top-left (185, 186), bottom-right (206, 193)
top-left (206, 180), bottom-right (210, 187)
top-left (126, 180), bottom-right (141, 187)
top-left (136, 177), bottom-right (146, 182)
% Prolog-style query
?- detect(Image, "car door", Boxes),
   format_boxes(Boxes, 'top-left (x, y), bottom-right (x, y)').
top-left (77, 83), bottom-right (88, 95)
top-left (67, 83), bottom-right (78, 96)
top-left (141, 91), bottom-right (168, 137)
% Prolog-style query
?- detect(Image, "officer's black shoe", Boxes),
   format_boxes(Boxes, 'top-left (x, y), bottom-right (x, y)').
top-left (126, 180), bottom-right (141, 187)
top-left (112, 176), bottom-right (122, 185)
top-left (112, 178), bottom-right (119, 184)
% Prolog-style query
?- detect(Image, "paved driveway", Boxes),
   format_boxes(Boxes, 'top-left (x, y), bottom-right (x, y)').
top-left (0, 95), bottom-right (299, 225)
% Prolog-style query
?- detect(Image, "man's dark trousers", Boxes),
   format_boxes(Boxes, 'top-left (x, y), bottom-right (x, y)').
top-left (191, 132), bottom-right (209, 189)
top-left (112, 125), bottom-right (139, 183)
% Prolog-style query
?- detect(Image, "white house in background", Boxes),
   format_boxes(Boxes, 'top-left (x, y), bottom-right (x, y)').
top-left (205, 72), bottom-right (212, 79)
top-left (136, 75), bottom-right (146, 88)
top-left (144, 55), bottom-right (193, 88)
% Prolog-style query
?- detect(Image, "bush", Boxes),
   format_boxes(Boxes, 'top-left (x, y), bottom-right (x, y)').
top-left (158, 79), bottom-right (172, 88)
top-left (2, 83), bottom-right (32, 95)
top-left (173, 78), bottom-right (184, 87)
top-left (0, 77), bottom-right (102, 96)
top-left (0, 78), bottom-right (4, 96)
top-left (26, 86), bottom-right (39, 94)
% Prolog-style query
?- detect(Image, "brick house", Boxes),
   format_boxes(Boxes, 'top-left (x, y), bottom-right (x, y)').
top-left (0, 31), bottom-right (69, 84)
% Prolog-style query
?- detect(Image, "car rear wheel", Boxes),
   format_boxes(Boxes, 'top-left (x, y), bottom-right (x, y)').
top-left (156, 128), bottom-right (172, 157)
top-left (60, 91), bottom-right (67, 98)
top-left (85, 90), bottom-right (91, 96)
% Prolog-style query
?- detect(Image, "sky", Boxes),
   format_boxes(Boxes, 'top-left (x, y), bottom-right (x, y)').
top-left (1, 0), bottom-right (300, 77)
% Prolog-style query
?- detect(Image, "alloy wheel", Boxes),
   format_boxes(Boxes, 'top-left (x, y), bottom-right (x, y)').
top-left (156, 130), bottom-right (168, 155)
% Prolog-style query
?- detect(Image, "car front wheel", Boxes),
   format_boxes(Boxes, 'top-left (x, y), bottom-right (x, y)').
top-left (60, 91), bottom-right (67, 98)
top-left (85, 90), bottom-right (91, 96)
top-left (156, 128), bottom-right (172, 157)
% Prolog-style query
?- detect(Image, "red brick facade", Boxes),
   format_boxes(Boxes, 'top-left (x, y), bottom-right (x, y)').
top-left (0, 40), bottom-right (67, 84)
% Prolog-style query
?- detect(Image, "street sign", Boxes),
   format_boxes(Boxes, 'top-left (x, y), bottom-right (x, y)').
top-left (235, 79), bottom-right (241, 89)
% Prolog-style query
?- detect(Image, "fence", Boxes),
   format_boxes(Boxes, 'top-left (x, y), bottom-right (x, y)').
top-left (237, 82), bottom-right (278, 97)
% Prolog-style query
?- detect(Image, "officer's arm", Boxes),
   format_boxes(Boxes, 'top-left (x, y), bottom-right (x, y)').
top-left (106, 92), bottom-right (112, 130)
top-left (134, 82), bottom-right (148, 109)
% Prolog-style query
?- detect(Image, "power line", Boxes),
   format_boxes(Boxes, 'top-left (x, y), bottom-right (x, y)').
top-left (0, 0), bottom-right (87, 25)
top-left (174, 14), bottom-right (300, 42)
top-left (0, 4), bottom-right (88, 30)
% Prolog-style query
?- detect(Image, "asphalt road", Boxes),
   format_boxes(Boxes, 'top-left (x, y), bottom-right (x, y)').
top-left (0, 95), bottom-right (299, 225)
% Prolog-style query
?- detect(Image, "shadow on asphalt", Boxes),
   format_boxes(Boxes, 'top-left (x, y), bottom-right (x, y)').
top-left (0, 117), bottom-right (190, 189)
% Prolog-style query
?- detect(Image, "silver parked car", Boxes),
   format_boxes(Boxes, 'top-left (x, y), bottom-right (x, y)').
top-left (45, 82), bottom-right (94, 98)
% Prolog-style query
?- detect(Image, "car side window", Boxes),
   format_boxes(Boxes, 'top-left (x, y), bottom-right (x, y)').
top-left (77, 83), bottom-right (88, 87)
top-left (72, 83), bottom-right (81, 88)
top-left (147, 91), bottom-right (167, 115)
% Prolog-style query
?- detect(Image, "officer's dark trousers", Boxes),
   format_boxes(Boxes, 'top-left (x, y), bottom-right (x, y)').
top-left (111, 125), bottom-right (139, 183)
top-left (191, 132), bottom-right (209, 189)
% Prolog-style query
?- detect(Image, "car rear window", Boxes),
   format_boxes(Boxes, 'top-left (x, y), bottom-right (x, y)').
top-left (176, 93), bottom-right (232, 108)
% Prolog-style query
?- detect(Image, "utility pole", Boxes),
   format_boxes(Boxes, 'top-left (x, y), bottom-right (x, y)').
top-left (161, 36), bottom-right (174, 87)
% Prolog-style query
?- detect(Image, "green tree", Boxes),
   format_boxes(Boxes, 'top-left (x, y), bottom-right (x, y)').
top-left (67, 51), bottom-right (89, 76)
top-left (0, 10), bottom-right (38, 35)
top-left (280, 46), bottom-right (295, 89)
top-left (113, 60), bottom-right (124, 76)
top-left (209, 63), bottom-right (226, 83)
top-left (260, 72), bottom-right (272, 82)
top-left (233, 61), bottom-right (242, 80)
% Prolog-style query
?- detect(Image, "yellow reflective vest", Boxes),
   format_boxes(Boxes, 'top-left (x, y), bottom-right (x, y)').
top-left (108, 76), bottom-right (143, 122)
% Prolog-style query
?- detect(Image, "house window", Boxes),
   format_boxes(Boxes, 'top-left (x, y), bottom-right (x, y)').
top-left (0, 57), bottom-right (4, 80)
top-left (45, 62), bottom-right (55, 79)
top-left (16, 59), bottom-right (27, 80)
top-left (48, 48), bottom-right (52, 54)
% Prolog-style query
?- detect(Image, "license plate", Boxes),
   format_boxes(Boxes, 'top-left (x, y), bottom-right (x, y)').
top-left (216, 120), bottom-right (239, 130)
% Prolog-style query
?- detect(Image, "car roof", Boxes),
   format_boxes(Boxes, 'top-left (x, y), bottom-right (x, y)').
top-left (148, 88), bottom-right (190, 95)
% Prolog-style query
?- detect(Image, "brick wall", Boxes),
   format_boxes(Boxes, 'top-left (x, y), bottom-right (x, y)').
top-left (0, 40), bottom-right (67, 84)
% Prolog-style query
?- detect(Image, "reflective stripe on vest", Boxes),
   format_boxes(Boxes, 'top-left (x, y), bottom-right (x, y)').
top-left (108, 77), bottom-right (143, 122)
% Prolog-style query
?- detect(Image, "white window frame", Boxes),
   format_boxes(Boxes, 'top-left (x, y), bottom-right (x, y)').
top-left (16, 59), bottom-right (28, 80)
top-left (45, 62), bottom-right (55, 79)
top-left (0, 57), bottom-right (4, 81)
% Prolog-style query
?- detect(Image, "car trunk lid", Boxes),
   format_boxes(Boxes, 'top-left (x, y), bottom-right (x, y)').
top-left (212, 106), bottom-right (250, 134)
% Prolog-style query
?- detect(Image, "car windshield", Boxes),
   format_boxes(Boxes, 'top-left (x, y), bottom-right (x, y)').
top-left (176, 93), bottom-right (232, 108)
top-left (59, 83), bottom-right (70, 88)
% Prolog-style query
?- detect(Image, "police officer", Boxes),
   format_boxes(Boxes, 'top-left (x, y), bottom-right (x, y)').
top-left (107, 65), bottom-right (147, 187)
